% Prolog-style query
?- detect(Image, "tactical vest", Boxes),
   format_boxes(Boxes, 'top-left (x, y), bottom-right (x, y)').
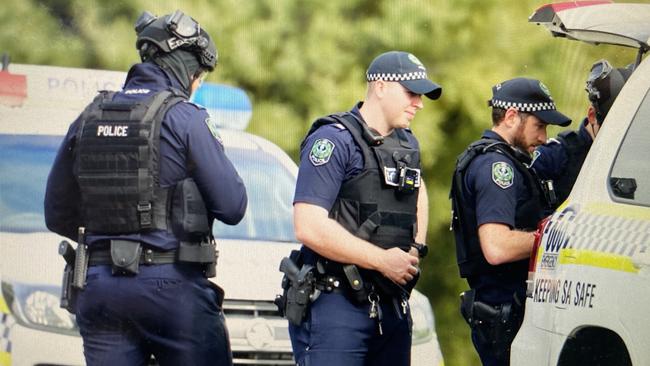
top-left (450, 138), bottom-right (547, 278)
top-left (552, 130), bottom-right (590, 207)
top-left (74, 90), bottom-right (183, 234)
top-left (305, 113), bottom-right (421, 297)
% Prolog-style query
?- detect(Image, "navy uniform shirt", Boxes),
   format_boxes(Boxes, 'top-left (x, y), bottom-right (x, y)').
top-left (531, 118), bottom-right (593, 181)
top-left (463, 130), bottom-right (532, 302)
top-left (293, 103), bottom-right (420, 262)
top-left (44, 62), bottom-right (248, 250)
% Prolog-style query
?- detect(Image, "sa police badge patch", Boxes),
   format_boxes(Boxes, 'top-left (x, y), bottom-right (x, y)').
top-left (492, 161), bottom-right (514, 189)
top-left (309, 138), bottom-right (335, 166)
top-left (205, 117), bottom-right (223, 144)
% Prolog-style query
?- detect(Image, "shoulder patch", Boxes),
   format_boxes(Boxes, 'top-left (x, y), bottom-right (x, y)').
top-left (309, 138), bottom-right (335, 166)
top-left (492, 161), bottom-right (514, 189)
top-left (205, 117), bottom-right (223, 143)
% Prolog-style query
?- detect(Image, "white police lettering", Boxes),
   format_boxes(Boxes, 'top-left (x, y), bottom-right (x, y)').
top-left (532, 278), bottom-right (596, 308)
top-left (124, 88), bottom-right (150, 94)
top-left (97, 125), bottom-right (129, 137)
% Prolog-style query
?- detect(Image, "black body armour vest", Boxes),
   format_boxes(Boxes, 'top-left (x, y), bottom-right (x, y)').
top-left (305, 113), bottom-right (420, 297)
top-left (450, 138), bottom-right (548, 278)
top-left (74, 90), bottom-right (183, 234)
top-left (552, 130), bottom-right (589, 207)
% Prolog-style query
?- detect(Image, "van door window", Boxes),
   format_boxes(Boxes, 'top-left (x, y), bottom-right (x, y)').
top-left (609, 89), bottom-right (650, 206)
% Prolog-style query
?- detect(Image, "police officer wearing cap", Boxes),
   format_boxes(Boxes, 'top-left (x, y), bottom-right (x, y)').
top-left (44, 10), bottom-right (247, 365)
top-left (450, 78), bottom-right (571, 365)
top-left (532, 60), bottom-right (633, 209)
top-left (286, 51), bottom-right (441, 366)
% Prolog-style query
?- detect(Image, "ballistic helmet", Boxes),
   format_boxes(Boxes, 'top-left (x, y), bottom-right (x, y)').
top-left (585, 59), bottom-right (633, 124)
top-left (135, 10), bottom-right (217, 71)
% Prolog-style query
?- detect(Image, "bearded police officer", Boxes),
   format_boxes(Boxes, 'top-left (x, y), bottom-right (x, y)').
top-left (532, 60), bottom-right (632, 209)
top-left (450, 78), bottom-right (571, 366)
top-left (281, 51), bottom-right (441, 366)
top-left (44, 10), bottom-right (247, 366)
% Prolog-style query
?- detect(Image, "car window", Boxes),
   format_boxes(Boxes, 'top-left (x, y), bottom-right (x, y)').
top-left (0, 134), bottom-right (296, 242)
top-left (212, 147), bottom-right (296, 242)
top-left (609, 89), bottom-right (650, 206)
top-left (0, 135), bottom-right (59, 232)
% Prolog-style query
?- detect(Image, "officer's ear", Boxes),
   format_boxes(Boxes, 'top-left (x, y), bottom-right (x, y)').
top-left (371, 80), bottom-right (388, 98)
top-left (587, 105), bottom-right (598, 126)
top-left (502, 108), bottom-right (520, 127)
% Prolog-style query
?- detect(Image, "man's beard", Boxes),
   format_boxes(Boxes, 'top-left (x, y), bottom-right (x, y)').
top-left (512, 120), bottom-right (533, 154)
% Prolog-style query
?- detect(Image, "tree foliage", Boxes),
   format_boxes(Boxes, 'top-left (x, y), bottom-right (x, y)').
top-left (1, 0), bottom-right (643, 364)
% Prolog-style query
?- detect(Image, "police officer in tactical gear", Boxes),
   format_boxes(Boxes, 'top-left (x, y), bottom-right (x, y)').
top-left (532, 59), bottom-right (633, 208)
top-left (450, 78), bottom-right (571, 366)
top-left (44, 10), bottom-right (247, 366)
top-left (286, 51), bottom-right (441, 366)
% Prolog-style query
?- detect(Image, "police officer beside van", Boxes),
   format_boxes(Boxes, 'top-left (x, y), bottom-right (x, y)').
top-left (532, 59), bottom-right (632, 208)
top-left (450, 78), bottom-right (571, 366)
top-left (44, 10), bottom-right (247, 366)
top-left (281, 51), bottom-right (441, 366)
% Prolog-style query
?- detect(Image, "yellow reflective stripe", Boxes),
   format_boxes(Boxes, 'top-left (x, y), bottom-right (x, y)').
top-left (0, 351), bottom-right (10, 366)
top-left (0, 296), bottom-right (8, 314)
top-left (559, 248), bottom-right (638, 273)
top-left (586, 202), bottom-right (650, 221)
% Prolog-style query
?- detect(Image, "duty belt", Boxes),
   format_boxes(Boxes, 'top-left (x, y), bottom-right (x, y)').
top-left (88, 248), bottom-right (178, 266)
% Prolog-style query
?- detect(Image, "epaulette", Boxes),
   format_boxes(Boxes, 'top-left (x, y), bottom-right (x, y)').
top-left (182, 100), bottom-right (207, 111)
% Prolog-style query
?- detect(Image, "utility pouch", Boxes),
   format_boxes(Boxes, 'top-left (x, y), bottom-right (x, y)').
top-left (178, 239), bottom-right (218, 278)
top-left (343, 264), bottom-right (370, 304)
top-left (110, 240), bottom-right (142, 276)
top-left (172, 178), bottom-right (210, 240)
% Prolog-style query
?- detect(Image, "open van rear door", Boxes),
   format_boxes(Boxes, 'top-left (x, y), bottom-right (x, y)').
top-left (529, 1), bottom-right (650, 63)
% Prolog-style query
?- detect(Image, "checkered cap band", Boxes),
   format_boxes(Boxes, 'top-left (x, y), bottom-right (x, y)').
top-left (366, 71), bottom-right (428, 82)
top-left (491, 99), bottom-right (556, 112)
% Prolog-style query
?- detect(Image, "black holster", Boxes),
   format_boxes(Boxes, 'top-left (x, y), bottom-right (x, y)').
top-left (60, 263), bottom-right (77, 314)
top-left (460, 289), bottom-right (524, 361)
top-left (275, 250), bottom-right (317, 326)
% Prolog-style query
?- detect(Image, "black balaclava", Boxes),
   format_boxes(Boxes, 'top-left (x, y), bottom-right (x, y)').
top-left (152, 49), bottom-right (202, 97)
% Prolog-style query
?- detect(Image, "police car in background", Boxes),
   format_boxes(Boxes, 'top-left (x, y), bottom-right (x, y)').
top-left (511, 2), bottom-right (650, 365)
top-left (0, 62), bottom-right (444, 366)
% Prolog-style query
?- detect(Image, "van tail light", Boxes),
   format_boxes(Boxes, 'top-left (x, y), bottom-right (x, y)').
top-left (526, 215), bottom-right (551, 297)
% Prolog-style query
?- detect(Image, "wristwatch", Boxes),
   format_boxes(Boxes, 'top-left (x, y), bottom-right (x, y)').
top-left (411, 242), bottom-right (428, 259)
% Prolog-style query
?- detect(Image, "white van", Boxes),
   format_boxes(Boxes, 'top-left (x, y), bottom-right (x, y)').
top-left (0, 62), bottom-right (443, 366)
top-left (511, 2), bottom-right (650, 365)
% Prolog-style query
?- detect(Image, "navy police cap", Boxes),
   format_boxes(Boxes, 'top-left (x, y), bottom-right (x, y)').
top-left (366, 51), bottom-right (442, 100)
top-left (488, 77), bottom-right (571, 127)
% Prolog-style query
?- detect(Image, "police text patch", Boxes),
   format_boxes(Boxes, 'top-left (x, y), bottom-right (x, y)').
top-left (309, 138), bottom-right (335, 166)
top-left (492, 161), bottom-right (514, 189)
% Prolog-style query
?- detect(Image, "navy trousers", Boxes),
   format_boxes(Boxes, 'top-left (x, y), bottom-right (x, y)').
top-left (289, 292), bottom-right (412, 366)
top-left (75, 263), bottom-right (231, 366)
